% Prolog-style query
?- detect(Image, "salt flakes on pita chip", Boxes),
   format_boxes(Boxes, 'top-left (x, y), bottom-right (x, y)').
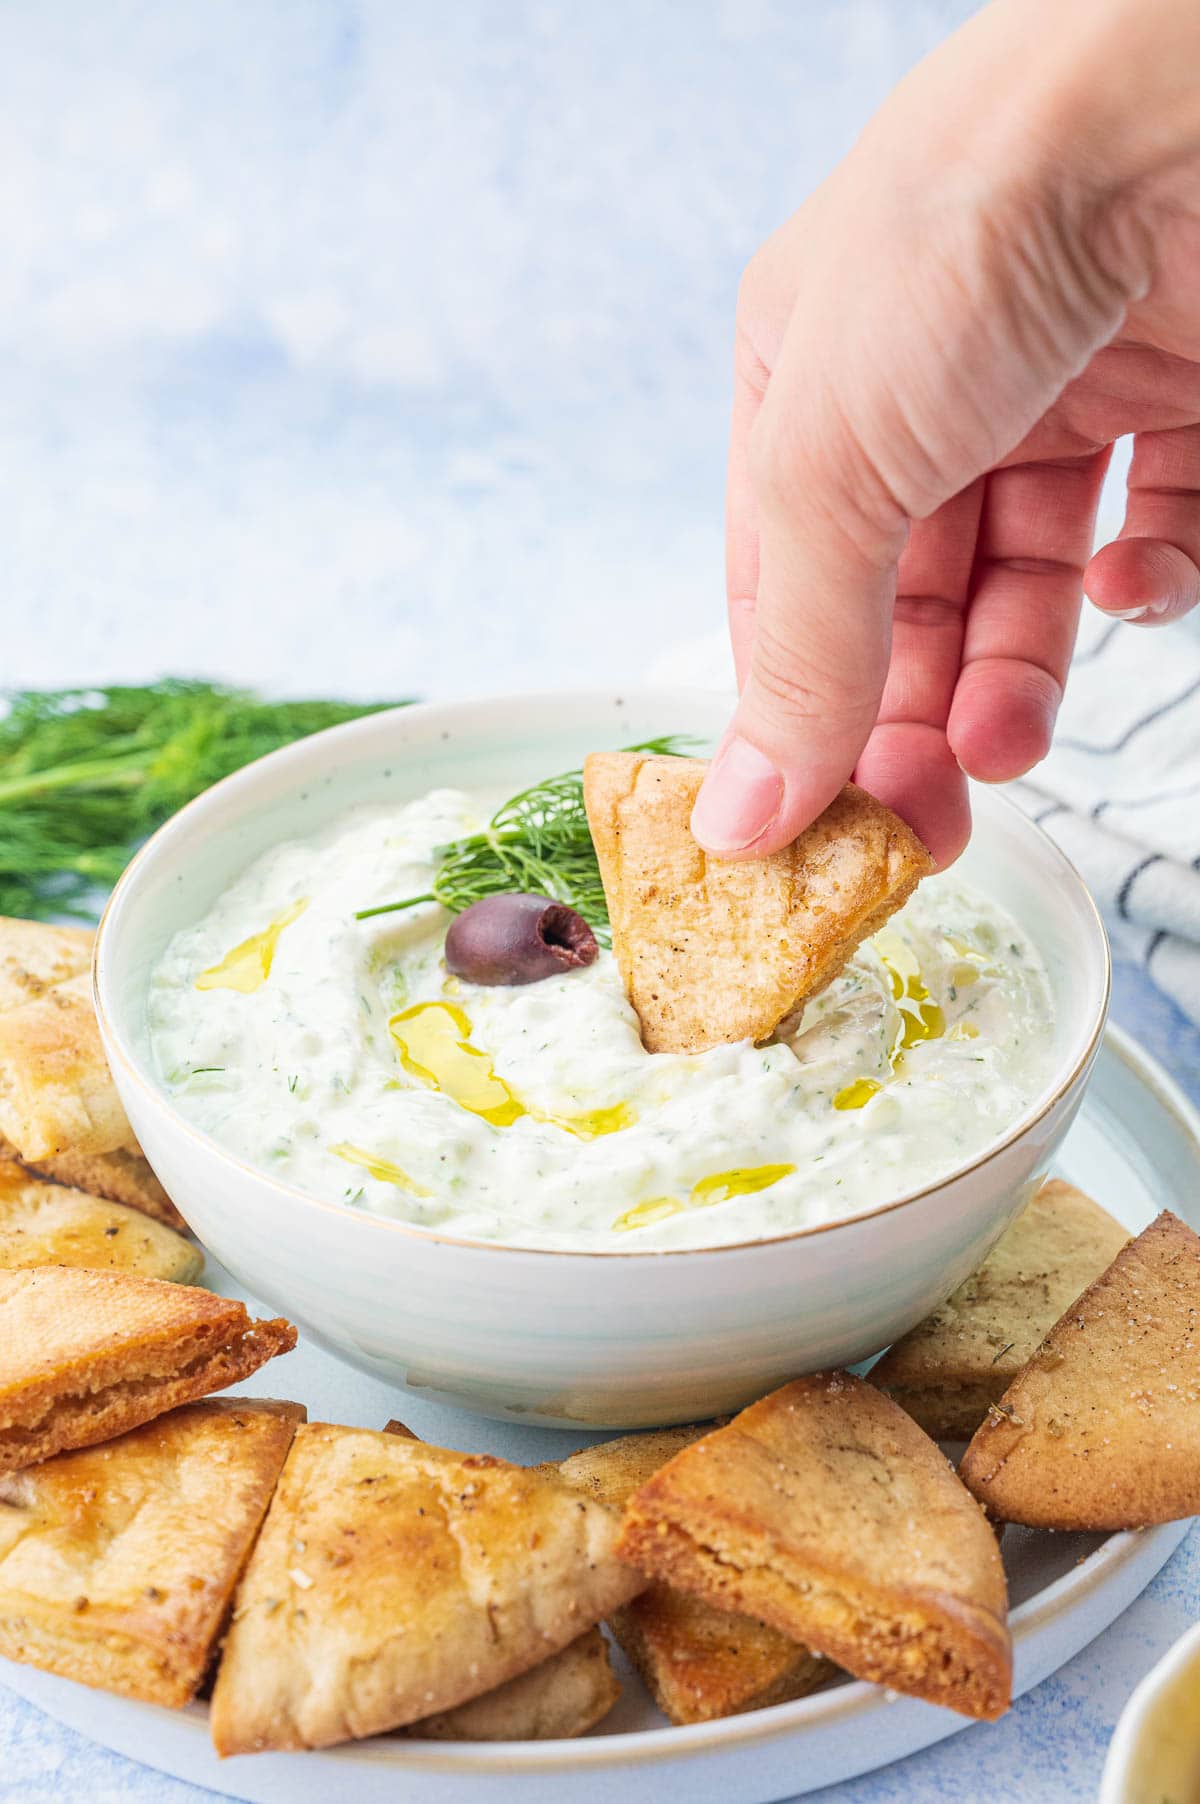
top-left (960, 1210), bottom-right (1200, 1530)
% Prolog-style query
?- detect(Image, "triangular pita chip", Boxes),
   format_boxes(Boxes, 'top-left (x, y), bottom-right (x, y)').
top-left (872, 1180), bottom-right (1129, 1439)
top-left (617, 1374), bottom-right (1011, 1720)
top-left (210, 1424), bottom-right (645, 1753)
top-left (559, 1426), bottom-right (829, 1723)
top-left (0, 917), bottom-right (94, 1015)
top-left (0, 1266), bottom-right (295, 1472)
top-left (15, 1144), bottom-right (185, 1231)
top-left (406, 1627), bottom-right (619, 1741)
top-left (0, 972), bottom-right (136, 1161)
top-left (583, 753), bottom-right (933, 1053)
top-left (0, 1163), bottom-right (200, 1283)
top-left (381, 1418), bottom-right (620, 1740)
top-left (0, 1398), bottom-right (303, 1704)
top-left (960, 1211), bottom-right (1200, 1530)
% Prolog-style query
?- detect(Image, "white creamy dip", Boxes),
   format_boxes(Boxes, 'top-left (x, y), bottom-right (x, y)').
top-left (148, 788), bottom-right (1055, 1251)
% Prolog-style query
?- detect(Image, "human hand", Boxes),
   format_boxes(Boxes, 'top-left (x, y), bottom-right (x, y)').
top-left (690, 0), bottom-right (1200, 868)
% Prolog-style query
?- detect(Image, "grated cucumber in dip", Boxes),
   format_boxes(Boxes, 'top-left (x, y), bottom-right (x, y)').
top-left (148, 787), bottom-right (1055, 1251)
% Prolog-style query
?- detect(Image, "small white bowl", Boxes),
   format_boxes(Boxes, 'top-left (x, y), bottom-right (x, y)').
top-left (1101, 1618), bottom-right (1200, 1803)
top-left (94, 689), bottom-right (1110, 1428)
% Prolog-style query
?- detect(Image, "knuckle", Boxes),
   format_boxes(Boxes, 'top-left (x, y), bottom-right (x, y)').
top-left (750, 622), bottom-right (880, 728)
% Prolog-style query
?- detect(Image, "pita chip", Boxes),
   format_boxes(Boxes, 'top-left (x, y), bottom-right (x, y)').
top-left (617, 1374), bottom-right (1011, 1720)
top-left (210, 1424), bottom-right (644, 1754)
top-left (872, 1180), bottom-right (1130, 1440)
top-left (0, 917), bottom-right (94, 1015)
top-left (16, 1145), bottom-right (186, 1231)
top-left (381, 1418), bottom-right (620, 1740)
top-left (406, 1627), bottom-right (619, 1741)
top-left (0, 1266), bottom-right (296, 1472)
top-left (960, 1211), bottom-right (1200, 1530)
top-left (559, 1426), bottom-right (829, 1724)
top-left (0, 1398), bottom-right (303, 1705)
top-left (0, 972), bottom-right (136, 1161)
top-left (0, 1163), bottom-right (201, 1283)
top-left (583, 753), bottom-right (933, 1053)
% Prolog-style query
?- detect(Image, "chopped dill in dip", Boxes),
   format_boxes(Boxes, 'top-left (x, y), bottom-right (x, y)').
top-left (148, 788), bottom-right (1055, 1251)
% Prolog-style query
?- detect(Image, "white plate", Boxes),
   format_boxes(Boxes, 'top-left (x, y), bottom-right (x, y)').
top-left (3, 1024), bottom-right (1197, 1804)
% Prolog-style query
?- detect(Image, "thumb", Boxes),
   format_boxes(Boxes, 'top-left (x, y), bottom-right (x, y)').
top-left (691, 423), bottom-right (901, 859)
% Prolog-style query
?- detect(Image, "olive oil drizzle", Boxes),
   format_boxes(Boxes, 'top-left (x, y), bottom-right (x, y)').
top-left (196, 898), bottom-right (309, 994)
top-left (331, 1141), bottom-right (431, 1196)
top-left (832, 936), bottom-right (952, 1110)
top-left (388, 1001), bottom-right (635, 1139)
top-left (613, 1163), bottom-right (796, 1233)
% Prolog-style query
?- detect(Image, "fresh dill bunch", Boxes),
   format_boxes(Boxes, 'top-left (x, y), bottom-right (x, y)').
top-left (0, 682), bottom-right (402, 920)
top-left (356, 736), bottom-right (695, 944)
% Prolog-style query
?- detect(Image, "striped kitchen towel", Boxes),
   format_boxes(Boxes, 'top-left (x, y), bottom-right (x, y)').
top-left (1010, 608), bottom-right (1200, 1027)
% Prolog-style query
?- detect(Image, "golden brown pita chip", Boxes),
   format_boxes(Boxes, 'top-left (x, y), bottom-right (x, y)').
top-left (0, 972), bottom-right (136, 1161)
top-left (0, 1398), bottom-right (303, 1705)
top-left (558, 1427), bottom-right (709, 1507)
top-left (383, 1418), bottom-right (620, 1738)
top-left (406, 1628), bottom-right (619, 1741)
top-left (0, 1164), bottom-right (200, 1283)
top-left (16, 1145), bottom-right (185, 1231)
top-left (583, 753), bottom-right (933, 1053)
top-left (960, 1211), bottom-right (1200, 1530)
top-left (872, 1180), bottom-right (1129, 1440)
top-left (210, 1424), bottom-right (644, 1754)
top-left (559, 1426), bottom-right (828, 1724)
top-left (0, 1266), bottom-right (296, 1472)
top-left (617, 1374), bottom-right (1011, 1721)
top-left (0, 918), bottom-right (94, 1015)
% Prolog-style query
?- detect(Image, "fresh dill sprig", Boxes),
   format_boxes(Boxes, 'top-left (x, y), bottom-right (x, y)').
top-left (0, 682), bottom-right (403, 920)
top-left (356, 736), bottom-right (694, 945)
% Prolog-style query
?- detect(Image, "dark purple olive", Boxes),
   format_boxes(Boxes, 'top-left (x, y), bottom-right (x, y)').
top-left (445, 893), bottom-right (598, 986)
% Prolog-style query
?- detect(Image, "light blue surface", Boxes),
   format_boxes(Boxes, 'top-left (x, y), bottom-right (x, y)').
top-left (3, 2), bottom-right (1198, 1799)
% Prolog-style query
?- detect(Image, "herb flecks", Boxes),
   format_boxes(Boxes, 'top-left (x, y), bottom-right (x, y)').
top-left (355, 737), bottom-right (692, 945)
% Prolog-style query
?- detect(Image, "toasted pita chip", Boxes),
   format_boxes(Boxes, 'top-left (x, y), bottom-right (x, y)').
top-left (0, 1398), bottom-right (303, 1705)
top-left (617, 1374), bottom-right (1011, 1720)
top-left (406, 1627), bottom-right (619, 1741)
top-left (583, 754), bottom-right (933, 1053)
top-left (382, 1418), bottom-right (419, 1439)
top-left (871, 1180), bottom-right (1129, 1440)
top-left (0, 1267), bottom-right (295, 1472)
top-left (959, 1211), bottom-right (1200, 1530)
top-left (559, 1427), bottom-right (828, 1724)
top-left (383, 1418), bottom-right (621, 1738)
top-left (558, 1427), bottom-right (709, 1507)
top-left (0, 918), bottom-right (94, 1015)
top-left (16, 1145), bottom-right (185, 1231)
top-left (0, 1164), bottom-right (200, 1283)
top-left (0, 972), bottom-right (136, 1161)
top-left (210, 1425), bottom-right (645, 1753)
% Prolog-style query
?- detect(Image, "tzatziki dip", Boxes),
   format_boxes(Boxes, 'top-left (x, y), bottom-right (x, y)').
top-left (148, 788), bottom-right (1055, 1251)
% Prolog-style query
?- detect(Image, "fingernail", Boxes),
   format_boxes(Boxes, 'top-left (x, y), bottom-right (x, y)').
top-left (1109, 600), bottom-right (1170, 622)
top-left (690, 733), bottom-right (784, 852)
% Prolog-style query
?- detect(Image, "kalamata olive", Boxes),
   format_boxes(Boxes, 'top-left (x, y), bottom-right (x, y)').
top-left (445, 893), bottom-right (599, 986)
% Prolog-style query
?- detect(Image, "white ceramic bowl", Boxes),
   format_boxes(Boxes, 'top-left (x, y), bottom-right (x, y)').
top-left (1100, 1619), bottom-right (1200, 1803)
top-left (94, 689), bottom-right (1110, 1429)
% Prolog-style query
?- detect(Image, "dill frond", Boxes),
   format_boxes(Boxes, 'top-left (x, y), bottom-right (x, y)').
top-left (0, 682), bottom-right (401, 920)
top-left (356, 736), bottom-right (694, 944)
